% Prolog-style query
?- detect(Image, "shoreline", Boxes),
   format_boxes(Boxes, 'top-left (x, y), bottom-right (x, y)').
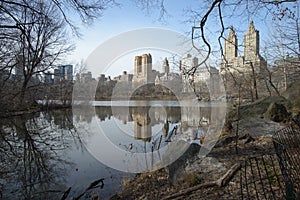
top-left (0, 103), bottom-right (72, 118)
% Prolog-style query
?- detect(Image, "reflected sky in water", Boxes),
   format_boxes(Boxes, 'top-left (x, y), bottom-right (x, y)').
top-left (74, 100), bottom-right (225, 173)
top-left (0, 100), bottom-right (225, 199)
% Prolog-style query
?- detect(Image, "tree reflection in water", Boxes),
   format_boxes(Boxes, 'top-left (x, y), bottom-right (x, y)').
top-left (0, 102), bottom-right (223, 198)
top-left (0, 110), bottom-right (76, 199)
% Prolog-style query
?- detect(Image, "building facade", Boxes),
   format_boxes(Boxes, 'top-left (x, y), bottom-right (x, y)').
top-left (220, 21), bottom-right (268, 99)
top-left (44, 71), bottom-right (53, 84)
top-left (133, 53), bottom-right (156, 85)
top-left (54, 65), bottom-right (73, 84)
top-left (162, 57), bottom-right (170, 74)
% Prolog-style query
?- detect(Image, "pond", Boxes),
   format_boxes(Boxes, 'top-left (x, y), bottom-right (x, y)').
top-left (0, 100), bottom-right (226, 199)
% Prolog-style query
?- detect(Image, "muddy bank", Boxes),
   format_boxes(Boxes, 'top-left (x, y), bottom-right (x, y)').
top-left (109, 135), bottom-right (278, 200)
top-left (110, 88), bottom-right (300, 199)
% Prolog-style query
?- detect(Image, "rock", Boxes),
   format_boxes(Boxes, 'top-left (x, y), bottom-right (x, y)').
top-left (198, 157), bottom-right (224, 171)
top-left (153, 140), bottom-right (190, 171)
top-left (152, 141), bottom-right (202, 186)
top-left (214, 133), bottom-right (255, 148)
top-left (185, 157), bottom-right (227, 182)
top-left (232, 117), bottom-right (286, 138)
top-left (264, 102), bottom-right (290, 122)
top-left (239, 133), bottom-right (255, 144)
top-left (215, 135), bottom-right (236, 148)
top-left (283, 79), bottom-right (300, 112)
top-left (164, 142), bottom-right (200, 186)
top-left (228, 96), bottom-right (291, 120)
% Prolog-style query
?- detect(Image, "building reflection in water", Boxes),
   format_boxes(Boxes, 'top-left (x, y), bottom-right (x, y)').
top-left (91, 104), bottom-right (212, 144)
top-left (132, 107), bottom-right (152, 142)
top-left (72, 101), bottom-right (226, 174)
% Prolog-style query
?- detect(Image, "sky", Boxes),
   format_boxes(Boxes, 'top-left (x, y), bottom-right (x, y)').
top-left (66, 0), bottom-right (286, 78)
top-left (67, 0), bottom-right (194, 78)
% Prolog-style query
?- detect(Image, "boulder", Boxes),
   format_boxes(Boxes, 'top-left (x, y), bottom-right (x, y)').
top-left (264, 102), bottom-right (290, 122)
top-left (185, 156), bottom-right (227, 182)
top-left (232, 117), bottom-right (286, 138)
top-left (239, 133), bottom-right (255, 144)
top-left (213, 133), bottom-right (256, 148)
top-left (164, 142), bottom-right (200, 186)
top-left (228, 96), bottom-right (291, 120)
top-left (283, 79), bottom-right (300, 112)
top-left (153, 141), bottom-right (201, 186)
top-left (214, 135), bottom-right (236, 148)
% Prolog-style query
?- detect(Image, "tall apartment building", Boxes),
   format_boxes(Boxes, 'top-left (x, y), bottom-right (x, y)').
top-left (220, 21), bottom-right (268, 98)
top-left (54, 65), bottom-right (73, 84)
top-left (132, 53), bottom-right (156, 85)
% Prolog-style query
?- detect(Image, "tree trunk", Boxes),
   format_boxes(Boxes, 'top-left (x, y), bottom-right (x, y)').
top-left (250, 62), bottom-right (258, 100)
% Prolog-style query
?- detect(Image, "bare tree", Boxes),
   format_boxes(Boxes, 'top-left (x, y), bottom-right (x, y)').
top-left (0, 110), bottom-right (79, 199)
top-left (135, 0), bottom-right (298, 73)
top-left (189, 0), bottom-right (298, 73)
top-left (0, 0), bottom-right (116, 110)
top-left (10, 2), bottom-right (74, 106)
top-left (263, 1), bottom-right (300, 94)
top-left (0, 0), bottom-right (116, 34)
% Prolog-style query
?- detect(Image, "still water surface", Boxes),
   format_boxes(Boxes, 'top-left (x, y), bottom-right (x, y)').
top-left (0, 100), bottom-right (224, 199)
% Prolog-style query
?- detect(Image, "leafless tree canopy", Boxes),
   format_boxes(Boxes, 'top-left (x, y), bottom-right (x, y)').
top-left (135, 0), bottom-right (298, 70)
top-left (0, 0), bottom-right (116, 33)
top-left (0, 0), bottom-right (116, 108)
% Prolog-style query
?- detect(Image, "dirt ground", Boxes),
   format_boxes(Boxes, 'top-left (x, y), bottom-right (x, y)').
top-left (109, 137), bottom-right (279, 200)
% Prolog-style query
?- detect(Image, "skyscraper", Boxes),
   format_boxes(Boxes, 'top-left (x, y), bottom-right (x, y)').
top-left (162, 57), bottom-right (170, 74)
top-left (220, 21), bottom-right (268, 98)
top-left (133, 53), bottom-right (155, 84)
top-left (54, 65), bottom-right (73, 83)
top-left (64, 65), bottom-right (73, 81)
top-left (44, 71), bottom-right (53, 84)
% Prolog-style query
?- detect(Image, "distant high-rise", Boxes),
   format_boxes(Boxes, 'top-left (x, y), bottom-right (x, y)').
top-left (244, 21), bottom-right (260, 61)
top-left (54, 69), bottom-right (61, 84)
top-left (220, 21), bottom-right (268, 98)
top-left (133, 53), bottom-right (155, 84)
top-left (15, 55), bottom-right (24, 80)
top-left (54, 65), bottom-right (73, 83)
top-left (224, 26), bottom-right (238, 62)
top-left (65, 65), bottom-right (73, 81)
top-left (44, 71), bottom-right (53, 84)
top-left (220, 21), bottom-right (266, 74)
top-left (180, 54), bottom-right (198, 70)
top-left (59, 65), bottom-right (73, 81)
top-left (162, 57), bottom-right (169, 74)
top-left (81, 71), bottom-right (92, 83)
top-left (180, 54), bottom-right (199, 93)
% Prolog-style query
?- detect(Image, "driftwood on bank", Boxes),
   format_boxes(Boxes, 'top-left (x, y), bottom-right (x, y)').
top-left (162, 163), bottom-right (242, 200)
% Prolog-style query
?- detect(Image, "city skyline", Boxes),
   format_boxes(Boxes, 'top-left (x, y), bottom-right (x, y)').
top-left (76, 52), bottom-right (218, 84)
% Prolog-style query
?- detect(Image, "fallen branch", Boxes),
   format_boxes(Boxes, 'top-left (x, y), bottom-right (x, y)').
top-left (74, 178), bottom-right (104, 200)
top-left (216, 162), bottom-right (241, 187)
top-left (162, 162), bottom-right (241, 200)
top-left (60, 187), bottom-right (71, 200)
